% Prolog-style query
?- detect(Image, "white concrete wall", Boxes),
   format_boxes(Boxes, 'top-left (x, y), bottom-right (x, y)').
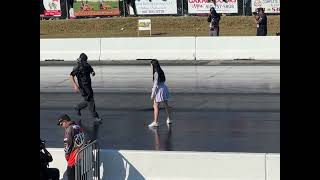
top-left (196, 36), bottom-right (280, 60)
top-left (40, 38), bottom-right (101, 61)
top-left (47, 148), bottom-right (68, 180)
top-left (40, 37), bottom-right (280, 61)
top-left (103, 150), bottom-right (266, 180)
top-left (100, 37), bottom-right (196, 61)
top-left (47, 148), bottom-right (280, 180)
top-left (266, 153), bottom-right (280, 180)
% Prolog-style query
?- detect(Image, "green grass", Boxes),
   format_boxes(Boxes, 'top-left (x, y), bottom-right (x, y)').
top-left (40, 16), bottom-right (280, 38)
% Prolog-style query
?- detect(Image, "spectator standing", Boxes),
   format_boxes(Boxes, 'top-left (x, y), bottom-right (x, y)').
top-left (254, 8), bottom-right (268, 36)
top-left (207, 7), bottom-right (221, 36)
top-left (57, 114), bottom-right (85, 180)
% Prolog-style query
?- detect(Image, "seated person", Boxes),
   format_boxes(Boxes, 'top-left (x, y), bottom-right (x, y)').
top-left (40, 139), bottom-right (60, 180)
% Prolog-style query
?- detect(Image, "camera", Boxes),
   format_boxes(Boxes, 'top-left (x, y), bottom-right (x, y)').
top-left (254, 7), bottom-right (265, 14)
top-left (253, 8), bottom-right (260, 15)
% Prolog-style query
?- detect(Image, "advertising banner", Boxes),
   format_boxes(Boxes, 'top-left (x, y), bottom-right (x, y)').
top-left (74, 0), bottom-right (120, 17)
top-left (134, 0), bottom-right (178, 15)
top-left (188, 0), bottom-right (238, 14)
top-left (252, 0), bottom-right (280, 13)
top-left (40, 0), bottom-right (62, 17)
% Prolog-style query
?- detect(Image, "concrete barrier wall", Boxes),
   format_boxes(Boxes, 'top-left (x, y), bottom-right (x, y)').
top-left (100, 37), bottom-right (196, 61)
top-left (40, 38), bottom-right (101, 61)
top-left (196, 36), bottom-right (280, 60)
top-left (47, 148), bottom-right (280, 180)
top-left (40, 37), bottom-right (280, 61)
top-left (103, 150), bottom-right (266, 180)
top-left (266, 153), bottom-right (280, 180)
top-left (46, 149), bottom-right (68, 180)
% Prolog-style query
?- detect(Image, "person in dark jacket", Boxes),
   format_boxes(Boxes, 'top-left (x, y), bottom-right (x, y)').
top-left (254, 8), bottom-right (268, 36)
top-left (40, 0), bottom-right (45, 15)
top-left (126, 0), bottom-right (137, 16)
top-left (70, 53), bottom-right (102, 123)
top-left (207, 7), bottom-right (221, 36)
top-left (40, 139), bottom-right (60, 180)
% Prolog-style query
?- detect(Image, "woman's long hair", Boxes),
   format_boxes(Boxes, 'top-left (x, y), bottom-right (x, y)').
top-left (151, 60), bottom-right (166, 83)
top-left (210, 7), bottom-right (218, 17)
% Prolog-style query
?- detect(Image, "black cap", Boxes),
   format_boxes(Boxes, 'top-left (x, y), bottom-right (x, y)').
top-left (57, 114), bottom-right (71, 125)
top-left (257, 7), bottom-right (264, 12)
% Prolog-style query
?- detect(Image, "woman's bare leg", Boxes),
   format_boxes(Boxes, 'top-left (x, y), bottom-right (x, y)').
top-left (163, 101), bottom-right (171, 120)
top-left (153, 100), bottom-right (160, 122)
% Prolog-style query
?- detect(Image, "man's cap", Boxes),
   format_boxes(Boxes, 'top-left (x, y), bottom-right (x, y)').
top-left (257, 7), bottom-right (264, 12)
top-left (57, 114), bottom-right (71, 125)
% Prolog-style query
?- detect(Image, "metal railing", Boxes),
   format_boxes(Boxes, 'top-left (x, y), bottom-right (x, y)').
top-left (75, 140), bottom-right (100, 180)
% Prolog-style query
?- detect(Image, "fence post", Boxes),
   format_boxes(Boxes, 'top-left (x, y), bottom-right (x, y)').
top-left (243, 0), bottom-right (245, 15)
top-left (123, 0), bottom-right (126, 17)
top-left (182, 0), bottom-right (184, 16)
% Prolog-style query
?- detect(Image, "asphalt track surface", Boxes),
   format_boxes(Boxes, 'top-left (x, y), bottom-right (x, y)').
top-left (40, 65), bottom-right (279, 153)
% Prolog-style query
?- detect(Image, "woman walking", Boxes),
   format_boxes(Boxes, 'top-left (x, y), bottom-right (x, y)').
top-left (148, 60), bottom-right (172, 128)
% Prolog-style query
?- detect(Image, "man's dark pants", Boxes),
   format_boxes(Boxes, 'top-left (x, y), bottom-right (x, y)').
top-left (257, 27), bottom-right (267, 36)
top-left (75, 84), bottom-right (99, 118)
top-left (67, 166), bottom-right (75, 180)
top-left (41, 168), bottom-right (60, 180)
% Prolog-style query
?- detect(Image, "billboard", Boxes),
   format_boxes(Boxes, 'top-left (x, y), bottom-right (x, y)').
top-left (40, 0), bottom-right (62, 17)
top-left (74, 0), bottom-right (120, 17)
top-left (188, 0), bottom-right (238, 14)
top-left (252, 0), bottom-right (280, 13)
top-left (135, 0), bottom-right (178, 15)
